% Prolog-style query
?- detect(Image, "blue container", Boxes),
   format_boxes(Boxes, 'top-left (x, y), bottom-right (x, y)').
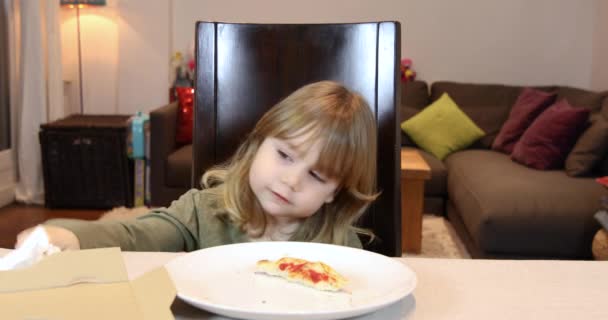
top-left (131, 111), bottom-right (149, 159)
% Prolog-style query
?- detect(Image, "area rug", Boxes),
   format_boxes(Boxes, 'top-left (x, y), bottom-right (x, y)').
top-left (404, 214), bottom-right (471, 259)
top-left (100, 207), bottom-right (470, 259)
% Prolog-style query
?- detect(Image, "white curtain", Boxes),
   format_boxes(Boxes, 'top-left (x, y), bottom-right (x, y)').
top-left (7, 0), bottom-right (65, 204)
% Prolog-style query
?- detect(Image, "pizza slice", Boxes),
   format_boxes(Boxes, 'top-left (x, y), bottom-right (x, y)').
top-left (255, 257), bottom-right (348, 292)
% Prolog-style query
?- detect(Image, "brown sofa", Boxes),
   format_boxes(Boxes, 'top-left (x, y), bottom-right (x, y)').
top-left (402, 81), bottom-right (608, 259)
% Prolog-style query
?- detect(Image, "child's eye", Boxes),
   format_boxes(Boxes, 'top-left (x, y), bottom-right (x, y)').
top-left (277, 149), bottom-right (291, 160)
top-left (309, 171), bottom-right (326, 183)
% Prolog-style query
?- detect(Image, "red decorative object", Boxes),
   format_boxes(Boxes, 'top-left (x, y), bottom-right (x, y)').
top-left (597, 176), bottom-right (608, 188)
top-left (175, 87), bottom-right (194, 145)
top-left (400, 58), bottom-right (416, 82)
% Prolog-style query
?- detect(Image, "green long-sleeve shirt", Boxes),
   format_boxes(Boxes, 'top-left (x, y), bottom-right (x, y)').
top-left (45, 189), bottom-right (363, 251)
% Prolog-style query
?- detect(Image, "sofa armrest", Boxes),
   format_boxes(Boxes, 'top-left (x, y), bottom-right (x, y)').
top-left (150, 101), bottom-right (179, 155)
top-left (150, 101), bottom-right (180, 204)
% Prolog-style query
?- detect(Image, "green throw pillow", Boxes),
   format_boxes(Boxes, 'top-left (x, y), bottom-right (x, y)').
top-left (401, 93), bottom-right (485, 160)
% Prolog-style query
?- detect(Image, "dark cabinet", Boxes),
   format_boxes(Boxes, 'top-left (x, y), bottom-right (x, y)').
top-left (39, 115), bottom-right (133, 208)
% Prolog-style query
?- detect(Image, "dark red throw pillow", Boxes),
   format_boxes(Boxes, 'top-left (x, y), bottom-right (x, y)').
top-left (511, 99), bottom-right (590, 170)
top-left (175, 87), bottom-right (194, 145)
top-left (492, 88), bottom-right (556, 154)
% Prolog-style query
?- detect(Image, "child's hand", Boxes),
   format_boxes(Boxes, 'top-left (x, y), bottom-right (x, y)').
top-left (15, 225), bottom-right (81, 250)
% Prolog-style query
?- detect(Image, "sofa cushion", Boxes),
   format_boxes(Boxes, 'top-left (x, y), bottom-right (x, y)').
top-left (430, 82), bottom-right (544, 149)
top-left (401, 80), bottom-right (429, 110)
top-left (564, 97), bottom-right (608, 176)
top-left (401, 93), bottom-right (485, 160)
top-left (166, 144), bottom-right (192, 188)
top-left (404, 147), bottom-right (447, 198)
top-left (511, 99), bottom-right (590, 170)
top-left (565, 111), bottom-right (608, 177)
top-left (446, 150), bottom-right (606, 258)
top-left (556, 87), bottom-right (608, 113)
top-left (492, 88), bottom-right (556, 154)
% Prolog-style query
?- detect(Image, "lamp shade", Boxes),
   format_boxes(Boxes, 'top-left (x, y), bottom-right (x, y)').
top-left (60, 0), bottom-right (106, 5)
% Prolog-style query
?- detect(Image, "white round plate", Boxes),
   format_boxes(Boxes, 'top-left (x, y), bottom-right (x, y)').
top-left (165, 241), bottom-right (417, 320)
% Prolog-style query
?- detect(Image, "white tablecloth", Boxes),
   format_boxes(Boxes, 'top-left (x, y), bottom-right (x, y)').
top-left (2, 248), bottom-right (607, 319)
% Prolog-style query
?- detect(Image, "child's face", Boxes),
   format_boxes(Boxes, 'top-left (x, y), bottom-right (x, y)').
top-left (248, 132), bottom-right (339, 226)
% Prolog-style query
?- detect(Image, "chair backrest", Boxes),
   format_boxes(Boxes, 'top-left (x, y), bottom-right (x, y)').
top-left (192, 21), bottom-right (401, 256)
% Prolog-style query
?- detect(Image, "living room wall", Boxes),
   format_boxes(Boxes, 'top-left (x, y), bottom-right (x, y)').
top-left (592, 0), bottom-right (608, 91)
top-left (62, 0), bottom-right (607, 115)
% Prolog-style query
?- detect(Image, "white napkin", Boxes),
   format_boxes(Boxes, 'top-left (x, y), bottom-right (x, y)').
top-left (0, 225), bottom-right (61, 271)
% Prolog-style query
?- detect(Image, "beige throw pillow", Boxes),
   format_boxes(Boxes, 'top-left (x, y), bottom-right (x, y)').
top-left (565, 108), bottom-right (608, 176)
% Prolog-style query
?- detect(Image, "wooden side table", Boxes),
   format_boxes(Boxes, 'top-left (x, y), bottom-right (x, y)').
top-left (401, 148), bottom-right (431, 253)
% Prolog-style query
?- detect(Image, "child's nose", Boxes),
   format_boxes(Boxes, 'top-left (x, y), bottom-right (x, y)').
top-left (281, 169), bottom-right (303, 191)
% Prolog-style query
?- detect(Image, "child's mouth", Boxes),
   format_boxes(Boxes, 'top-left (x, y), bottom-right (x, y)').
top-left (271, 191), bottom-right (290, 204)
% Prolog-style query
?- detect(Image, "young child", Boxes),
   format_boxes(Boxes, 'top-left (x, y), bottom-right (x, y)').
top-left (16, 80), bottom-right (379, 252)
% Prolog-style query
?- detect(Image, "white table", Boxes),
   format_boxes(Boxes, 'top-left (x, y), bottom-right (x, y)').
top-left (2, 249), bottom-right (607, 319)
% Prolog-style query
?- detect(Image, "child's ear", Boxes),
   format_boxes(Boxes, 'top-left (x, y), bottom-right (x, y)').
top-left (324, 187), bottom-right (341, 203)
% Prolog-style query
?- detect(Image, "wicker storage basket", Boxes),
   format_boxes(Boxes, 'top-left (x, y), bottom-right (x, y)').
top-left (39, 115), bottom-right (133, 208)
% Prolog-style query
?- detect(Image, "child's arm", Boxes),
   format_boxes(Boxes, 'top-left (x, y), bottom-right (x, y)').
top-left (16, 189), bottom-right (204, 252)
top-left (41, 213), bottom-right (190, 251)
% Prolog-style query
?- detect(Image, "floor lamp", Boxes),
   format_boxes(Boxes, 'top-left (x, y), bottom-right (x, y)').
top-left (60, 0), bottom-right (106, 114)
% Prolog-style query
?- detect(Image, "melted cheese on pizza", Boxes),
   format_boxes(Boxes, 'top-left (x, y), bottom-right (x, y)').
top-left (255, 257), bottom-right (347, 292)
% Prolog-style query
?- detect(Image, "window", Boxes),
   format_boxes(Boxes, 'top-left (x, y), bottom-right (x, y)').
top-left (0, 0), bottom-right (10, 151)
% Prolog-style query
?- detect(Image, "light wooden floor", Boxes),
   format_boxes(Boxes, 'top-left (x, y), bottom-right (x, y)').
top-left (0, 202), bottom-right (105, 249)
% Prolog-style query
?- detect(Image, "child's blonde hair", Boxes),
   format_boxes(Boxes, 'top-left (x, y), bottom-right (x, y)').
top-left (202, 80), bottom-right (378, 245)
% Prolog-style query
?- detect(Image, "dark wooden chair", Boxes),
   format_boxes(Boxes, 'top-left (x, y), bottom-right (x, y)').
top-left (192, 22), bottom-right (402, 256)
